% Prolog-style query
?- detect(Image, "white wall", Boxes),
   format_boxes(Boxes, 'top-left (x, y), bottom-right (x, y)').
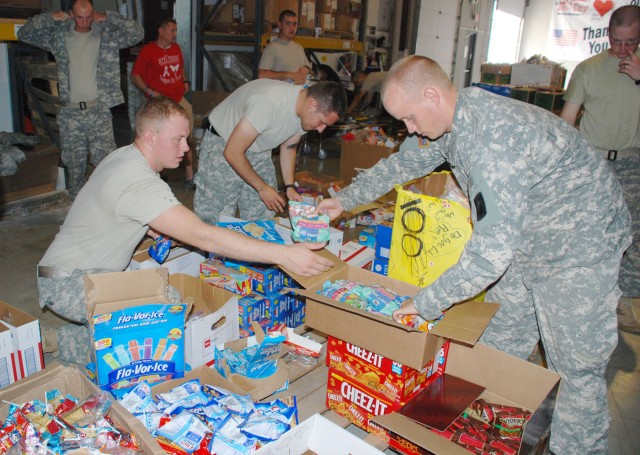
top-left (415, 1), bottom-right (461, 76)
top-left (415, 0), bottom-right (493, 88)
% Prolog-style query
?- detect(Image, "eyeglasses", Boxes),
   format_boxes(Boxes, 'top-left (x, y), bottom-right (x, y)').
top-left (610, 37), bottom-right (640, 47)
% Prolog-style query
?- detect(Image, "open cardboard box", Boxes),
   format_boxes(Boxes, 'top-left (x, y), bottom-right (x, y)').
top-left (284, 249), bottom-right (499, 371)
top-left (0, 363), bottom-right (164, 454)
top-left (169, 273), bottom-right (239, 369)
top-left (85, 268), bottom-right (192, 394)
top-left (213, 323), bottom-right (290, 400)
top-left (373, 342), bottom-right (561, 455)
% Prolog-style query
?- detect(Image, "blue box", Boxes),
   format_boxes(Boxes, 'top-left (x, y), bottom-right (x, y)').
top-left (92, 303), bottom-right (188, 397)
top-left (371, 256), bottom-right (389, 276)
top-left (358, 227), bottom-right (376, 249)
top-left (472, 82), bottom-right (512, 98)
top-left (238, 293), bottom-right (269, 327)
top-left (375, 224), bottom-right (393, 259)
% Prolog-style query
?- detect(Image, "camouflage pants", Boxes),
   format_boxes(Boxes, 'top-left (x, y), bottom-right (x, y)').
top-left (37, 269), bottom-right (182, 365)
top-left (58, 105), bottom-right (116, 197)
top-left (481, 254), bottom-right (622, 455)
top-left (608, 156), bottom-right (640, 298)
top-left (193, 131), bottom-right (276, 225)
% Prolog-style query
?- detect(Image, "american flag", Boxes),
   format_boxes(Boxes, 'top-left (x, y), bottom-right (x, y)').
top-left (553, 29), bottom-right (578, 46)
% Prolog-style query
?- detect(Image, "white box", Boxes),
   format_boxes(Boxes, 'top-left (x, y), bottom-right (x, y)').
top-left (128, 242), bottom-right (205, 277)
top-left (255, 413), bottom-right (385, 455)
top-left (339, 241), bottom-right (375, 269)
top-left (0, 324), bottom-right (18, 388)
top-left (168, 274), bottom-right (239, 369)
top-left (0, 301), bottom-right (43, 379)
top-left (510, 63), bottom-right (566, 87)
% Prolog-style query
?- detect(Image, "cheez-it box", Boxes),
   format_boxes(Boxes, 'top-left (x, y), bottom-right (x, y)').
top-left (326, 367), bottom-right (400, 436)
top-left (327, 336), bottom-right (449, 404)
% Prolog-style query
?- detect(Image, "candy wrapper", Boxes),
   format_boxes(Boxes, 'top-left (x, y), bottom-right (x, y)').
top-left (288, 202), bottom-right (330, 243)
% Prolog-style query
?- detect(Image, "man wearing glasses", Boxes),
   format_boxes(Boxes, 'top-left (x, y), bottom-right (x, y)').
top-left (561, 5), bottom-right (640, 334)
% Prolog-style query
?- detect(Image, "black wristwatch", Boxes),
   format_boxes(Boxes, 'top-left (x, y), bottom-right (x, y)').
top-left (284, 184), bottom-right (297, 191)
top-left (636, 79), bottom-right (640, 86)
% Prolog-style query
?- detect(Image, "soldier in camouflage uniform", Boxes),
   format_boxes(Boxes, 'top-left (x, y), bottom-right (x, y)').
top-left (317, 56), bottom-right (631, 455)
top-left (194, 79), bottom-right (346, 224)
top-left (17, 0), bottom-right (144, 197)
top-left (37, 97), bottom-right (334, 365)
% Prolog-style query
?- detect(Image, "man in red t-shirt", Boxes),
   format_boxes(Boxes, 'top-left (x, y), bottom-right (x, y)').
top-left (131, 17), bottom-right (195, 188)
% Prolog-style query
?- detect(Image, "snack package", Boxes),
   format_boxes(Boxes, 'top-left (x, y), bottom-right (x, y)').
top-left (288, 202), bottom-right (330, 243)
top-left (149, 236), bottom-right (172, 264)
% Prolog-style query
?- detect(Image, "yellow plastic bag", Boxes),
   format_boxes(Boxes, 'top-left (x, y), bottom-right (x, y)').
top-left (388, 171), bottom-right (472, 287)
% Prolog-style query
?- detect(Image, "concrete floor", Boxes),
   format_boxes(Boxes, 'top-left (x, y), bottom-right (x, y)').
top-left (0, 111), bottom-right (638, 454)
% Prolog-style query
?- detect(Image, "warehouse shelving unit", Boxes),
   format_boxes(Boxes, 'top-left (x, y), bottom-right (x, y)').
top-left (193, 0), bottom-right (367, 92)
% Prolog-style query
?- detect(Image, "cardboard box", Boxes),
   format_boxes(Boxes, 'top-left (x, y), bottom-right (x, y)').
top-left (336, 14), bottom-right (356, 33)
top-left (373, 342), bottom-right (561, 455)
top-left (480, 63), bottom-right (512, 85)
top-left (340, 241), bottom-right (375, 269)
top-left (318, 12), bottom-right (335, 30)
top-left (317, 0), bottom-right (338, 13)
top-left (168, 273), bottom-right (239, 369)
top-left (326, 367), bottom-right (400, 433)
top-left (284, 250), bottom-right (498, 371)
top-left (534, 90), bottom-right (565, 112)
top-left (128, 243), bottom-right (205, 277)
top-left (511, 86), bottom-right (537, 104)
top-left (327, 336), bottom-right (449, 404)
top-left (295, 170), bottom-right (344, 195)
top-left (337, 0), bottom-right (363, 18)
top-left (298, 0), bottom-right (316, 28)
top-left (510, 63), bottom-right (567, 88)
top-left (0, 300), bottom-right (43, 380)
top-left (0, 363), bottom-right (164, 454)
top-left (214, 324), bottom-right (290, 400)
top-left (264, 0), bottom-right (299, 25)
top-left (371, 256), bottom-right (388, 276)
top-left (0, 144), bottom-right (58, 204)
top-left (205, 0), bottom-right (256, 24)
top-left (0, 324), bottom-right (18, 387)
top-left (255, 412), bottom-right (385, 454)
top-left (375, 224), bottom-right (392, 259)
top-left (340, 141), bottom-right (399, 185)
top-left (85, 269), bottom-right (191, 396)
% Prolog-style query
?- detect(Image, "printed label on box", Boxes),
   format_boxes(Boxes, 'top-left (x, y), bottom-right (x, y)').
top-left (92, 303), bottom-right (188, 395)
top-left (327, 337), bottom-right (449, 404)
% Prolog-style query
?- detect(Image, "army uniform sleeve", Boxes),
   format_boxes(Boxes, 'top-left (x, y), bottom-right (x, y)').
top-left (103, 11), bottom-right (144, 48)
top-left (337, 138), bottom-right (446, 212)
top-left (412, 126), bottom-right (531, 320)
top-left (17, 12), bottom-right (59, 51)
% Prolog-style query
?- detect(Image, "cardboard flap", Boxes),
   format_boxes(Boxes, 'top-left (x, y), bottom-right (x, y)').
top-left (373, 413), bottom-right (471, 455)
top-left (280, 248), bottom-right (349, 289)
top-left (85, 268), bottom-right (171, 319)
top-left (169, 273), bottom-right (236, 314)
top-left (429, 300), bottom-right (499, 345)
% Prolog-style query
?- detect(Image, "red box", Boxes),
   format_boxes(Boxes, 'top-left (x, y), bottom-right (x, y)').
top-left (326, 336), bottom-right (449, 404)
top-left (326, 367), bottom-right (400, 435)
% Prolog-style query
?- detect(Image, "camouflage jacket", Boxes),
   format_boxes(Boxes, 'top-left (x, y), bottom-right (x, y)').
top-left (338, 87), bottom-right (632, 318)
top-left (17, 11), bottom-right (143, 107)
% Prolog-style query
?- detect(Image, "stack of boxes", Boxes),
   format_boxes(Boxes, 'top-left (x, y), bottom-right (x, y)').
top-left (325, 336), bottom-right (449, 440)
top-left (202, 259), bottom-right (307, 338)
